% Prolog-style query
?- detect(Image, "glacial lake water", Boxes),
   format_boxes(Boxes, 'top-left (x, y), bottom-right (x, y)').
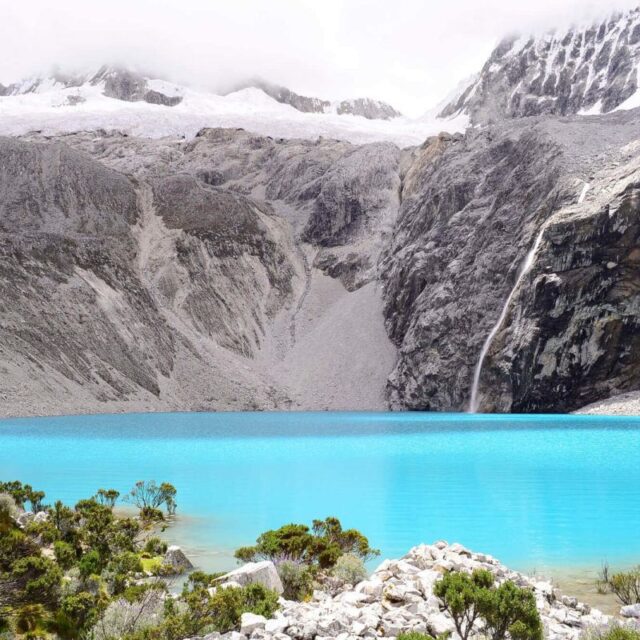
top-left (1, 411), bottom-right (639, 578)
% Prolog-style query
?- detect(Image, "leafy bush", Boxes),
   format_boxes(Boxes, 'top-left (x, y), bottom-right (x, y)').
top-left (205, 583), bottom-right (279, 632)
top-left (398, 634), bottom-right (444, 640)
top-left (79, 550), bottom-right (103, 579)
top-left (582, 624), bottom-right (640, 640)
top-left (54, 592), bottom-right (100, 639)
top-left (126, 481), bottom-right (177, 517)
top-left (434, 569), bottom-right (542, 640)
top-left (478, 580), bottom-right (542, 640)
top-left (597, 564), bottom-right (640, 605)
top-left (54, 540), bottom-right (78, 570)
top-left (332, 553), bottom-right (367, 585)
top-left (0, 493), bottom-right (17, 532)
top-left (434, 569), bottom-right (493, 640)
top-left (143, 537), bottom-right (168, 556)
top-left (91, 590), bottom-right (166, 640)
top-left (278, 561), bottom-right (314, 600)
top-left (235, 516), bottom-right (379, 569)
top-left (11, 555), bottom-right (63, 606)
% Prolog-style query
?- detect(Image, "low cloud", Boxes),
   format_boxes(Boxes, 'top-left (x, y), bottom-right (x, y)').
top-left (1, 0), bottom-right (637, 116)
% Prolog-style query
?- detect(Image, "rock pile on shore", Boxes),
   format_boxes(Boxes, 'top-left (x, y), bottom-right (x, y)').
top-left (209, 542), bottom-right (619, 640)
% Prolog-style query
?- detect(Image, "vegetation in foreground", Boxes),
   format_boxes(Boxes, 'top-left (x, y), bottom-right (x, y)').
top-left (235, 516), bottom-right (378, 601)
top-left (597, 564), bottom-right (640, 605)
top-left (2, 480), bottom-right (637, 640)
top-left (0, 479), bottom-right (183, 639)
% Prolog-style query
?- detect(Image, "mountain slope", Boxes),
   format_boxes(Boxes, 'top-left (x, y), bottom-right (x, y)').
top-left (441, 7), bottom-right (640, 123)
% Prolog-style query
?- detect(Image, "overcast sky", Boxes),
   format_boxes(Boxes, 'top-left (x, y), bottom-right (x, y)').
top-left (1, 0), bottom-right (638, 116)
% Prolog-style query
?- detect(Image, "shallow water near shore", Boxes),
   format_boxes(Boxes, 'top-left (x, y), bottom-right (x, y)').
top-left (1, 411), bottom-right (639, 590)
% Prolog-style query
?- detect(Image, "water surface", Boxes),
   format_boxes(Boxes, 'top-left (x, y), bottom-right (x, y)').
top-left (0, 411), bottom-right (638, 575)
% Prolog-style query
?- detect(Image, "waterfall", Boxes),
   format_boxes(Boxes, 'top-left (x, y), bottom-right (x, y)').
top-left (578, 182), bottom-right (590, 204)
top-left (468, 227), bottom-right (546, 413)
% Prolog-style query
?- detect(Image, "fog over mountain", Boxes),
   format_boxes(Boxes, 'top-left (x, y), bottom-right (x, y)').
top-left (2, 0), bottom-right (640, 116)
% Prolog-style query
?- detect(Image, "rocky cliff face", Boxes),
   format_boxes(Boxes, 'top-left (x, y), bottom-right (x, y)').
top-left (441, 7), bottom-right (640, 123)
top-left (382, 111), bottom-right (640, 412)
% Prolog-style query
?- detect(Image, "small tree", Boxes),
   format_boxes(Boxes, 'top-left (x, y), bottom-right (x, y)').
top-left (95, 489), bottom-right (120, 508)
top-left (434, 570), bottom-right (542, 640)
top-left (434, 569), bottom-right (493, 640)
top-left (478, 580), bottom-right (543, 640)
top-left (126, 481), bottom-right (177, 517)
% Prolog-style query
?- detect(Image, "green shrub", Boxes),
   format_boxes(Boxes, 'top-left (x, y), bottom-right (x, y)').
top-left (54, 592), bottom-right (99, 639)
top-left (235, 516), bottom-right (379, 570)
top-left (278, 561), bottom-right (314, 600)
top-left (597, 565), bottom-right (640, 605)
top-left (332, 553), bottom-right (367, 585)
top-left (79, 550), bottom-right (103, 579)
top-left (143, 537), bottom-right (168, 556)
top-left (582, 624), bottom-right (640, 640)
top-left (398, 633), bottom-right (445, 640)
top-left (0, 493), bottom-right (17, 532)
top-left (434, 569), bottom-right (542, 640)
top-left (434, 569), bottom-right (493, 640)
top-left (206, 583), bottom-right (279, 632)
top-left (11, 555), bottom-right (63, 606)
top-left (478, 580), bottom-right (542, 640)
top-left (54, 541), bottom-right (78, 571)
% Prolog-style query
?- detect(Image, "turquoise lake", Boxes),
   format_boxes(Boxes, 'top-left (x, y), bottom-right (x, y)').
top-left (1, 411), bottom-right (639, 575)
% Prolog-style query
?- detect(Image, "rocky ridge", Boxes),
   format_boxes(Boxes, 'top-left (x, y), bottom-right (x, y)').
top-left (441, 7), bottom-right (640, 123)
top-left (207, 542), bottom-right (624, 640)
top-left (0, 65), bottom-right (183, 107)
top-left (229, 80), bottom-right (402, 120)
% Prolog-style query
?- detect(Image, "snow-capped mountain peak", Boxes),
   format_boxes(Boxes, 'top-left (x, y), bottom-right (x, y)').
top-left (440, 6), bottom-right (640, 123)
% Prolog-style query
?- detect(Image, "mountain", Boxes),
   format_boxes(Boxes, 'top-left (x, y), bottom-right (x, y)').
top-left (1, 12), bottom-right (640, 417)
top-left (0, 66), bottom-right (183, 107)
top-left (441, 7), bottom-right (640, 123)
top-left (0, 67), bottom-right (413, 145)
top-left (229, 79), bottom-right (402, 120)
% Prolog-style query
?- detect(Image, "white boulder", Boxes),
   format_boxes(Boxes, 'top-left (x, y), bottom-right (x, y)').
top-left (240, 613), bottom-right (267, 635)
top-left (621, 603), bottom-right (640, 618)
top-left (221, 561), bottom-right (284, 595)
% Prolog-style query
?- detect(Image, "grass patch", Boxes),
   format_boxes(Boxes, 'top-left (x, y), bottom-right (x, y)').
top-left (140, 555), bottom-right (164, 573)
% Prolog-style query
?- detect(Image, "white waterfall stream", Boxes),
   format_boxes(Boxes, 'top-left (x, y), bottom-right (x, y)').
top-left (468, 227), bottom-right (547, 413)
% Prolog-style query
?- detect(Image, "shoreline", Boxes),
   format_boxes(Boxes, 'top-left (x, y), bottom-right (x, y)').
top-left (160, 513), bottom-right (626, 616)
top-left (2, 389), bottom-right (640, 420)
